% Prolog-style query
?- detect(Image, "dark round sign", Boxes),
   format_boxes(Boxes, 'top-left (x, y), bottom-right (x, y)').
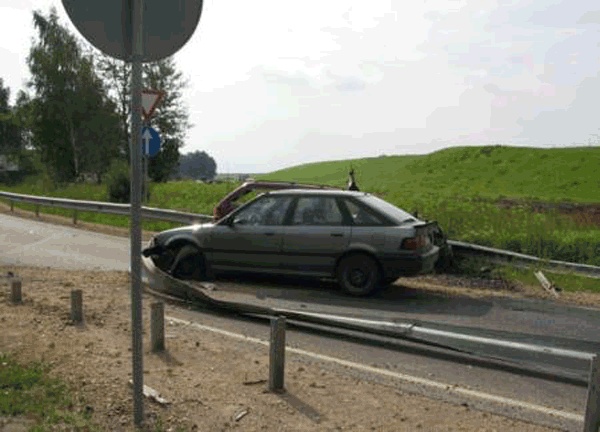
top-left (62, 0), bottom-right (203, 62)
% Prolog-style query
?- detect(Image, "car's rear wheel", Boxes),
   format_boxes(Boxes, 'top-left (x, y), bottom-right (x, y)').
top-left (170, 245), bottom-right (206, 280)
top-left (381, 277), bottom-right (397, 286)
top-left (337, 253), bottom-right (381, 296)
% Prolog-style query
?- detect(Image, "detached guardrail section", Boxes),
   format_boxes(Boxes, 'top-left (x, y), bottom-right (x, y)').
top-left (1, 190), bottom-right (599, 278)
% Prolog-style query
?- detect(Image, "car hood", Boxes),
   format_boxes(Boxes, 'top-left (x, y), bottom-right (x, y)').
top-left (154, 222), bottom-right (214, 241)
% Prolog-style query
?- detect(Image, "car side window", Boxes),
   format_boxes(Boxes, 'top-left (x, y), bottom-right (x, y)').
top-left (343, 199), bottom-right (386, 226)
top-left (234, 196), bottom-right (292, 226)
top-left (292, 197), bottom-right (343, 226)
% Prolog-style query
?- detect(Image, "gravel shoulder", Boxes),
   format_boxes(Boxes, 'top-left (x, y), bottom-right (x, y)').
top-left (1, 266), bottom-right (562, 432)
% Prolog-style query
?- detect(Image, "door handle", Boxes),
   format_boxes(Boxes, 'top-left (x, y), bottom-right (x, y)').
top-left (331, 233), bottom-right (344, 237)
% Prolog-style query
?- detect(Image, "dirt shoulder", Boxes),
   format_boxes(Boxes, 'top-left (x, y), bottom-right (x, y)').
top-left (1, 266), bottom-right (562, 432)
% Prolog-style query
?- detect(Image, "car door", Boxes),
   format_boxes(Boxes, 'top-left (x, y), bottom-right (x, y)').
top-left (207, 195), bottom-right (292, 272)
top-left (281, 196), bottom-right (351, 277)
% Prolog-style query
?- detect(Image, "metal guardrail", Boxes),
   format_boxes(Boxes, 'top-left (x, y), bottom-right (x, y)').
top-left (0, 191), bottom-right (213, 225)
top-left (449, 240), bottom-right (600, 278)
top-left (1, 190), bottom-right (599, 278)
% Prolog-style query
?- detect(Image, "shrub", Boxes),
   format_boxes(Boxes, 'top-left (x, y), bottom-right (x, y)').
top-left (105, 160), bottom-right (152, 203)
top-left (106, 160), bottom-right (131, 203)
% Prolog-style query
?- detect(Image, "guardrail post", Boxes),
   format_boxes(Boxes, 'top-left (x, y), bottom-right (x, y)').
top-left (10, 200), bottom-right (14, 212)
top-left (584, 355), bottom-right (600, 432)
top-left (269, 316), bottom-right (286, 393)
top-left (11, 280), bottom-right (22, 304)
top-left (151, 302), bottom-right (165, 352)
top-left (73, 209), bottom-right (78, 225)
top-left (35, 204), bottom-right (39, 217)
top-left (70, 289), bottom-right (83, 323)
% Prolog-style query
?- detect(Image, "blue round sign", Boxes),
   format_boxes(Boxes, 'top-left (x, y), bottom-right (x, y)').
top-left (141, 127), bottom-right (161, 157)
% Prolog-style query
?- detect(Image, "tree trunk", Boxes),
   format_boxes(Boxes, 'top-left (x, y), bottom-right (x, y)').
top-left (68, 116), bottom-right (79, 177)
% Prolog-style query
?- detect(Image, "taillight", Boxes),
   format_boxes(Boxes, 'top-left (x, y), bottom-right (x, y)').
top-left (401, 235), bottom-right (429, 251)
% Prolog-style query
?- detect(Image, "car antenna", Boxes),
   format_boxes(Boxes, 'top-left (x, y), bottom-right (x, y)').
top-left (347, 165), bottom-right (360, 191)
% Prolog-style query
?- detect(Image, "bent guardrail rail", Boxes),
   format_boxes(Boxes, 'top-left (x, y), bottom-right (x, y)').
top-left (1, 190), bottom-right (599, 278)
top-left (141, 254), bottom-right (596, 384)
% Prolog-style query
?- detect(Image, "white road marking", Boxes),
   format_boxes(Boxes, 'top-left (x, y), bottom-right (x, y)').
top-left (276, 309), bottom-right (595, 361)
top-left (166, 316), bottom-right (584, 423)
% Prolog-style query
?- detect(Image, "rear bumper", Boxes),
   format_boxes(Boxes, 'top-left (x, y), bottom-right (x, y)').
top-left (378, 246), bottom-right (440, 278)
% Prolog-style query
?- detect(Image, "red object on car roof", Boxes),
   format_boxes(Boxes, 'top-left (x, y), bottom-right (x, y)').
top-left (213, 179), bottom-right (339, 221)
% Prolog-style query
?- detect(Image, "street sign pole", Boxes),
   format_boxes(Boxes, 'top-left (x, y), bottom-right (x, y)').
top-left (130, 0), bottom-right (144, 426)
top-left (60, 0), bottom-right (202, 428)
top-left (144, 131), bottom-right (149, 204)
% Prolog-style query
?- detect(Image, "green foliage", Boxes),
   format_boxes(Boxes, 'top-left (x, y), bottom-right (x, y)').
top-left (144, 57), bottom-right (191, 182)
top-left (0, 78), bottom-right (23, 156)
top-left (104, 159), bottom-right (153, 204)
top-left (27, 8), bottom-right (122, 184)
top-left (0, 352), bottom-right (98, 430)
top-left (105, 160), bottom-right (132, 203)
top-left (176, 150), bottom-right (217, 180)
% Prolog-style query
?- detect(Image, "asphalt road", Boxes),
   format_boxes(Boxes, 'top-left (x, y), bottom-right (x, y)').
top-left (1, 212), bottom-right (596, 431)
top-left (0, 212), bottom-right (130, 271)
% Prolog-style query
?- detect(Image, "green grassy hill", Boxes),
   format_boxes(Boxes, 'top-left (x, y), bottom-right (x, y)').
top-left (261, 145), bottom-right (599, 203)
top-left (2, 145), bottom-right (598, 266)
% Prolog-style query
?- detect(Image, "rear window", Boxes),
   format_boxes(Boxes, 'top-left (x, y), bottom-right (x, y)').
top-left (356, 195), bottom-right (417, 225)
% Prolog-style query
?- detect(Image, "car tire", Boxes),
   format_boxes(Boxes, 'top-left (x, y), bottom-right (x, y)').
top-left (170, 245), bottom-right (205, 280)
top-left (337, 254), bottom-right (381, 296)
top-left (381, 277), bottom-right (397, 287)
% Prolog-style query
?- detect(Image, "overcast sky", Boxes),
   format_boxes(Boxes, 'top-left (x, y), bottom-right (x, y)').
top-left (1, 0), bottom-right (599, 173)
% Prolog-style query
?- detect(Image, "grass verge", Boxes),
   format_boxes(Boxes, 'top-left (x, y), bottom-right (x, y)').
top-left (449, 256), bottom-right (600, 294)
top-left (0, 352), bottom-right (97, 431)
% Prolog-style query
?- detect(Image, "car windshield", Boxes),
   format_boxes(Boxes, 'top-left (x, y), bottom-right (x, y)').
top-left (357, 195), bottom-right (417, 225)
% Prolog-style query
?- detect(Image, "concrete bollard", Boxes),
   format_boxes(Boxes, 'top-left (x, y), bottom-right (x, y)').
top-left (10, 280), bottom-right (22, 304)
top-left (269, 316), bottom-right (286, 393)
top-left (70, 289), bottom-right (83, 323)
top-left (584, 355), bottom-right (600, 432)
top-left (151, 302), bottom-right (165, 352)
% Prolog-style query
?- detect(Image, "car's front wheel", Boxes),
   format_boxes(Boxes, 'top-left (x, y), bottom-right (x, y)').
top-left (170, 245), bottom-right (206, 280)
top-left (337, 253), bottom-right (381, 296)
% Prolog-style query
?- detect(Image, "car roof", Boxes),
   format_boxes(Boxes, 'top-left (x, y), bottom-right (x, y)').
top-left (267, 189), bottom-right (369, 197)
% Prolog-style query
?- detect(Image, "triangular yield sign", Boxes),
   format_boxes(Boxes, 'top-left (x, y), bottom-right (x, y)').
top-left (141, 89), bottom-right (165, 123)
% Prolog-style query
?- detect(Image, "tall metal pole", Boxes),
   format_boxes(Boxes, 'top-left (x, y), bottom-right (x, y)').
top-left (130, 0), bottom-right (145, 426)
top-left (144, 139), bottom-right (149, 204)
